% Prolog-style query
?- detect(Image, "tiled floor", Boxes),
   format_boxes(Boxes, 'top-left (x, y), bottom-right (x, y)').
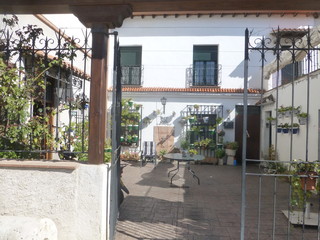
top-left (114, 161), bottom-right (319, 240)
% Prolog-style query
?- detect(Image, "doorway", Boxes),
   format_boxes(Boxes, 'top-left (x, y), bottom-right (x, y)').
top-left (235, 105), bottom-right (260, 164)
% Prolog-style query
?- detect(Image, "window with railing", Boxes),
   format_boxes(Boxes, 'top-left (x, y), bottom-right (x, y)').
top-left (193, 45), bottom-right (218, 86)
top-left (120, 46), bottom-right (142, 86)
top-left (121, 66), bottom-right (142, 85)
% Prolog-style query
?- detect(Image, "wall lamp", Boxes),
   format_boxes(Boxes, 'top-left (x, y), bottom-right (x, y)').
top-left (161, 97), bottom-right (167, 114)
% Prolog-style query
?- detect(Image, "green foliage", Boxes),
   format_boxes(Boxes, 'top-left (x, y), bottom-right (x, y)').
top-left (0, 55), bottom-right (57, 158)
top-left (215, 148), bottom-right (225, 158)
top-left (298, 112), bottom-right (308, 118)
top-left (224, 141), bottom-right (239, 150)
top-left (180, 139), bottom-right (190, 150)
top-left (0, 15), bottom-right (81, 159)
top-left (159, 149), bottom-right (167, 158)
top-left (290, 159), bottom-right (320, 209)
top-left (121, 98), bottom-right (141, 146)
top-left (188, 149), bottom-right (198, 155)
top-left (199, 138), bottom-right (212, 149)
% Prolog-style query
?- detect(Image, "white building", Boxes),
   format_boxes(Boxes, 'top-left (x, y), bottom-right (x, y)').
top-left (260, 25), bottom-right (320, 163)
top-left (107, 13), bottom-right (318, 162)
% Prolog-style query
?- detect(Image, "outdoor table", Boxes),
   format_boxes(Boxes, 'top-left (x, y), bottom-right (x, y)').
top-left (164, 153), bottom-right (204, 185)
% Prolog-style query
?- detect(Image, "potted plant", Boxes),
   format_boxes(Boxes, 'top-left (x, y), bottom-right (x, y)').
top-left (158, 149), bottom-right (167, 161)
top-left (277, 106), bottom-right (286, 118)
top-left (127, 99), bottom-right (133, 107)
top-left (134, 103), bottom-right (141, 110)
top-left (133, 123), bottom-right (139, 130)
top-left (188, 149), bottom-right (198, 156)
top-left (216, 117), bottom-right (223, 125)
top-left (180, 139), bottom-right (190, 156)
top-left (208, 125), bottom-right (215, 133)
top-left (290, 159), bottom-right (320, 209)
top-left (291, 123), bottom-right (300, 134)
top-left (200, 138), bottom-right (212, 149)
top-left (282, 123), bottom-right (290, 134)
top-left (188, 115), bottom-right (197, 123)
top-left (218, 129), bottom-right (225, 137)
top-left (224, 141), bottom-right (239, 157)
top-left (132, 134), bottom-right (139, 142)
top-left (267, 116), bottom-right (276, 125)
top-left (215, 148), bottom-right (225, 165)
top-left (277, 123), bottom-right (283, 133)
top-left (224, 141), bottom-right (238, 165)
top-left (293, 106), bottom-right (301, 115)
top-left (298, 112), bottom-right (308, 125)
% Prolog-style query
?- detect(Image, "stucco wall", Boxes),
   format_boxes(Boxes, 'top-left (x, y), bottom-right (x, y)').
top-left (109, 15), bottom-right (315, 89)
top-left (0, 160), bottom-right (109, 240)
top-left (261, 70), bottom-right (320, 162)
top-left (113, 92), bottom-right (260, 147)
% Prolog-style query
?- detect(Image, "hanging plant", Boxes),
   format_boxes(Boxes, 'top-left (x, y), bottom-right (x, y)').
top-left (267, 117), bottom-right (276, 125)
top-left (298, 112), bottom-right (308, 125)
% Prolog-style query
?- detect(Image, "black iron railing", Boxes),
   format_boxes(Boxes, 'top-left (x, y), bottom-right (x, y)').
top-left (186, 63), bottom-right (221, 87)
top-left (121, 66), bottom-right (143, 85)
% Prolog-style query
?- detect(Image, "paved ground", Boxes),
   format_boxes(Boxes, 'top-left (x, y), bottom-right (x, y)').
top-left (114, 161), bottom-right (319, 240)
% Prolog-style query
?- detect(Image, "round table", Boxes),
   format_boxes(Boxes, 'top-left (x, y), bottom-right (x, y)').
top-left (164, 153), bottom-right (204, 185)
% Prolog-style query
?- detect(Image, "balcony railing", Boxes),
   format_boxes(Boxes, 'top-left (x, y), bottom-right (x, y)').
top-left (186, 63), bottom-right (222, 87)
top-left (272, 47), bottom-right (320, 88)
top-left (121, 66), bottom-right (143, 86)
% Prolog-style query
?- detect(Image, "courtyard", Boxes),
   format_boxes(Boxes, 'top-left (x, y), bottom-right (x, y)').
top-left (115, 161), bottom-right (318, 240)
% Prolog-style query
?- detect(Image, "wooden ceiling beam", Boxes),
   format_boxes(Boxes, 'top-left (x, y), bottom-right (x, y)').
top-left (1, 1), bottom-right (320, 15)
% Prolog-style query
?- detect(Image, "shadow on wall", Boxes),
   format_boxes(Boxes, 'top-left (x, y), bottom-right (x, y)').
top-left (229, 33), bottom-right (275, 89)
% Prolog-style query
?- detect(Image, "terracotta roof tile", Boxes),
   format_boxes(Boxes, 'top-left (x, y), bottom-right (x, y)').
top-left (276, 28), bottom-right (309, 32)
top-left (108, 87), bottom-right (261, 94)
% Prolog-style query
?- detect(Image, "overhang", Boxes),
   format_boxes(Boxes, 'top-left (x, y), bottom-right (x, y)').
top-left (1, 0), bottom-right (320, 14)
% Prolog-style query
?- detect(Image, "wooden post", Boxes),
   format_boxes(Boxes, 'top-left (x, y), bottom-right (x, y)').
top-left (71, 4), bottom-right (132, 164)
top-left (87, 25), bottom-right (109, 164)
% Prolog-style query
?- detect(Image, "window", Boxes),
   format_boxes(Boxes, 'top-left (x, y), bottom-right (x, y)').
top-left (193, 45), bottom-right (218, 86)
top-left (120, 46), bottom-right (142, 85)
top-left (280, 46), bottom-right (302, 85)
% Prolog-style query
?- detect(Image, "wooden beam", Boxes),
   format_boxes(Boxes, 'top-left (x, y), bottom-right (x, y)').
top-left (87, 24), bottom-right (109, 164)
top-left (2, 0), bottom-right (320, 14)
top-left (70, 4), bottom-right (132, 28)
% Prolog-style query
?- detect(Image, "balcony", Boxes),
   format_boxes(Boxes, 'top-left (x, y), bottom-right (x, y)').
top-left (186, 63), bottom-right (222, 87)
top-left (121, 66), bottom-right (143, 86)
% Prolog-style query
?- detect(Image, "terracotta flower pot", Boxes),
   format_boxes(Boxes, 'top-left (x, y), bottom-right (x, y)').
top-left (299, 171), bottom-right (317, 190)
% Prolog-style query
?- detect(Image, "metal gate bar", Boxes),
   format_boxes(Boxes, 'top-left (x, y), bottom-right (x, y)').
top-left (242, 27), bottom-right (320, 239)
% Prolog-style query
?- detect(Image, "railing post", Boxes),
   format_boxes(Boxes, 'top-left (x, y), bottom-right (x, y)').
top-left (240, 28), bottom-right (249, 240)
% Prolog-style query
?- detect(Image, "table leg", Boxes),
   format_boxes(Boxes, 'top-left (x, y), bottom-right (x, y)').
top-left (187, 163), bottom-right (200, 185)
top-left (167, 160), bottom-right (178, 177)
top-left (168, 161), bottom-right (180, 185)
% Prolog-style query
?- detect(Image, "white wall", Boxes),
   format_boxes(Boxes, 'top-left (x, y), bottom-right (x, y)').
top-left (261, 70), bottom-right (320, 162)
top-left (109, 15), bottom-right (315, 89)
top-left (120, 92), bottom-right (260, 148)
top-left (0, 161), bottom-right (110, 240)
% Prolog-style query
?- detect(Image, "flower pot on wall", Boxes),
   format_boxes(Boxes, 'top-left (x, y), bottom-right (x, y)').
top-left (291, 128), bottom-right (299, 134)
top-left (299, 172), bottom-right (317, 191)
top-left (225, 149), bottom-right (236, 156)
top-left (299, 117), bottom-right (307, 125)
top-left (282, 128), bottom-right (289, 134)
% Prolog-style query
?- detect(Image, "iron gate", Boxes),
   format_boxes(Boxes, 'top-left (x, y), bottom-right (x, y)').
top-left (241, 27), bottom-right (320, 239)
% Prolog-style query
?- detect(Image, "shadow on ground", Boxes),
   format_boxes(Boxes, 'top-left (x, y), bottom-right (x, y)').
top-left (115, 162), bottom-right (320, 240)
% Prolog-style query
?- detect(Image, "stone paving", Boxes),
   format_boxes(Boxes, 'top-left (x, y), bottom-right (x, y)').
top-left (114, 161), bottom-right (319, 240)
